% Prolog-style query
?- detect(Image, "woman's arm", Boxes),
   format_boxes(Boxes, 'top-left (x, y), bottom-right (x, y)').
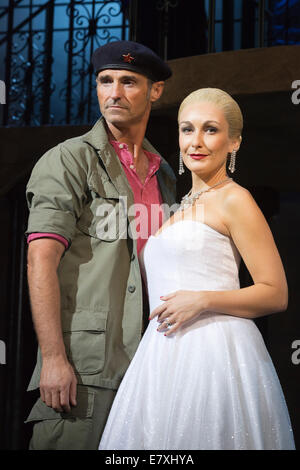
top-left (218, 186), bottom-right (288, 316)
top-left (150, 187), bottom-right (288, 335)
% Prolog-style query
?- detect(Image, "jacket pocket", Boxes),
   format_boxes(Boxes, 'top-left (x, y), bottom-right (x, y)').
top-left (88, 171), bottom-right (120, 200)
top-left (25, 387), bottom-right (95, 422)
top-left (62, 310), bottom-right (108, 375)
top-left (77, 172), bottom-right (126, 242)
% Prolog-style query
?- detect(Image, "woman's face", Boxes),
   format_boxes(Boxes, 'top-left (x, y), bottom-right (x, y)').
top-left (179, 101), bottom-right (239, 177)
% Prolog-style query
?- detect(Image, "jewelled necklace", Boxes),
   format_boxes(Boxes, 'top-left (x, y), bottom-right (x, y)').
top-left (179, 177), bottom-right (232, 211)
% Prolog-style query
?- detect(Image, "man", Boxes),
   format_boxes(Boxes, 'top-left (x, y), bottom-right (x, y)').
top-left (25, 40), bottom-right (176, 450)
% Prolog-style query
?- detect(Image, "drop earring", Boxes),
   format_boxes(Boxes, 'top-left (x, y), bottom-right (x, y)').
top-left (179, 151), bottom-right (185, 175)
top-left (229, 149), bottom-right (237, 173)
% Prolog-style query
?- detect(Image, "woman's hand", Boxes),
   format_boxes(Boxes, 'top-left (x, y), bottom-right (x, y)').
top-left (149, 290), bottom-right (208, 336)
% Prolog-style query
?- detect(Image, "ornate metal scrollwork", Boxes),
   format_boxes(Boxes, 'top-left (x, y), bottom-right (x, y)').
top-left (59, 0), bottom-right (126, 125)
top-left (1, 0), bottom-right (129, 126)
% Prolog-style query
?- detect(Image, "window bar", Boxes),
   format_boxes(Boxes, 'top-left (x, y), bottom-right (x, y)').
top-left (24, 0), bottom-right (33, 125)
top-left (0, 0), bottom-right (23, 21)
top-left (121, 0), bottom-right (127, 40)
top-left (208, 0), bottom-right (216, 53)
top-left (3, 0), bottom-right (14, 125)
top-left (41, 1), bottom-right (54, 124)
top-left (82, 45), bottom-right (87, 125)
top-left (129, 0), bottom-right (138, 42)
top-left (242, 0), bottom-right (256, 49)
top-left (0, 1), bottom-right (52, 47)
top-left (284, 0), bottom-right (289, 45)
top-left (87, 0), bottom-right (97, 124)
top-left (258, 0), bottom-right (265, 47)
top-left (222, 0), bottom-right (234, 51)
top-left (66, 0), bottom-right (75, 124)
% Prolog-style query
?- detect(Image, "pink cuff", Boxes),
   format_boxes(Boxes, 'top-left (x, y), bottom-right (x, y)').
top-left (27, 233), bottom-right (69, 249)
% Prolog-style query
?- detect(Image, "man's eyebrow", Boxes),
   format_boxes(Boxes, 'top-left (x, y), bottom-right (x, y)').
top-left (120, 74), bottom-right (138, 80)
top-left (97, 74), bottom-right (113, 81)
top-left (97, 74), bottom-right (138, 81)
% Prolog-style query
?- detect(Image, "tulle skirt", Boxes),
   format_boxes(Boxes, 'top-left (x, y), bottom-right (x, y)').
top-left (99, 313), bottom-right (295, 450)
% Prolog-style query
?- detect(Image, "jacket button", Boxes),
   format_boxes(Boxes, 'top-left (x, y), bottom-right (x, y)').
top-left (128, 285), bottom-right (136, 293)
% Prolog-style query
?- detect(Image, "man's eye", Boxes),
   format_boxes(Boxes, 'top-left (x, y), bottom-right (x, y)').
top-left (96, 79), bottom-right (111, 85)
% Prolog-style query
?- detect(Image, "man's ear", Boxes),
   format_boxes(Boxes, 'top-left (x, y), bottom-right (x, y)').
top-left (150, 81), bottom-right (165, 103)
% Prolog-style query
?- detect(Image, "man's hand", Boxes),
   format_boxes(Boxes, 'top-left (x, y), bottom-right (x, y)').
top-left (40, 355), bottom-right (77, 413)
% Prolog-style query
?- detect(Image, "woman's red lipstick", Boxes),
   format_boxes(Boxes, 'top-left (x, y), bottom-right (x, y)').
top-left (189, 154), bottom-right (208, 160)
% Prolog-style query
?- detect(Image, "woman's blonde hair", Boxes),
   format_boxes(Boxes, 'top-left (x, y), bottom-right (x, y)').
top-left (178, 88), bottom-right (243, 140)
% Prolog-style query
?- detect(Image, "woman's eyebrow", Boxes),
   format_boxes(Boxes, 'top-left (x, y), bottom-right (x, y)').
top-left (203, 120), bottom-right (220, 125)
top-left (179, 120), bottom-right (220, 125)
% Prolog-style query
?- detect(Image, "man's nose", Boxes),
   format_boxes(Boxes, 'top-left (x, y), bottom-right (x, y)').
top-left (110, 81), bottom-right (122, 100)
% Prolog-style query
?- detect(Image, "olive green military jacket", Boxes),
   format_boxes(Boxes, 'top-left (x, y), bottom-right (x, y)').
top-left (26, 117), bottom-right (176, 391)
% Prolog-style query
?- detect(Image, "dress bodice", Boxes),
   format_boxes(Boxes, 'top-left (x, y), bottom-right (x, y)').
top-left (140, 220), bottom-right (241, 313)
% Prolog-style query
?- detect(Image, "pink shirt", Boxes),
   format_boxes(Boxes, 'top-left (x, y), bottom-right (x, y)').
top-left (110, 141), bottom-right (164, 254)
top-left (27, 141), bottom-right (164, 254)
top-left (27, 232), bottom-right (69, 249)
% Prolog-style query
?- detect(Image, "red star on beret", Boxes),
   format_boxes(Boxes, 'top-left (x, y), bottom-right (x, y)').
top-left (122, 53), bottom-right (135, 63)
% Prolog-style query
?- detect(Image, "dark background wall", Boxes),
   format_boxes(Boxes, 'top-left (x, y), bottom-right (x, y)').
top-left (0, 0), bottom-right (300, 450)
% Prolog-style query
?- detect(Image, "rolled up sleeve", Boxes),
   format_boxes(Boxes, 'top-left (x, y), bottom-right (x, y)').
top-left (26, 143), bottom-right (88, 245)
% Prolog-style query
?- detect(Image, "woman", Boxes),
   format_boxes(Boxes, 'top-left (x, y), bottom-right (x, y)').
top-left (99, 88), bottom-right (295, 450)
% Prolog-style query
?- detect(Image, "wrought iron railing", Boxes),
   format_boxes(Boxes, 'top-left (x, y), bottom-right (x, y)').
top-left (0, 0), bottom-right (299, 127)
top-left (0, 0), bottom-right (130, 126)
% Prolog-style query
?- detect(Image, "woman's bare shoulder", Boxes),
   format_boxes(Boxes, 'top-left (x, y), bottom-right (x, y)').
top-left (222, 181), bottom-right (255, 208)
top-left (221, 181), bottom-right (266, 231)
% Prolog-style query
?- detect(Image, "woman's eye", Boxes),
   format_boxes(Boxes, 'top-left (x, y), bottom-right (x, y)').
top-left (206, 127), bottom-right (217, 133)
top-left (181, 127), bottom-right (192, 133)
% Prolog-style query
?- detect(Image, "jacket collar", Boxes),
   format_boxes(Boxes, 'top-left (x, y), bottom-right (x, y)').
top-left (82, 117), bottom-right (176, 208)
top-left (82, 118), bottom-right (134, 209)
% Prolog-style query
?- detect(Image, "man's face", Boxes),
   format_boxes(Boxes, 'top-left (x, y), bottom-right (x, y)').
top-left (96, 69), bottom-right (153, 128)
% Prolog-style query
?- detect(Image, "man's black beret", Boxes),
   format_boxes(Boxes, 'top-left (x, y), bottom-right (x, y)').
top-left (92, 40), bottom-right (172, 82)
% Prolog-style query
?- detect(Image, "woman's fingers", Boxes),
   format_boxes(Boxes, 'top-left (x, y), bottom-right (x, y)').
top-left (164, 322), bottom-right (180, 336)
top-left (160, 292), bottom-right (177, 301)
top-left (149, 302), bottom-right (167, 320)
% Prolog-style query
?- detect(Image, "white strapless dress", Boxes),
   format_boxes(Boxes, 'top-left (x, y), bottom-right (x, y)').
top-left (99, 220), bottom-right (295, 450)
